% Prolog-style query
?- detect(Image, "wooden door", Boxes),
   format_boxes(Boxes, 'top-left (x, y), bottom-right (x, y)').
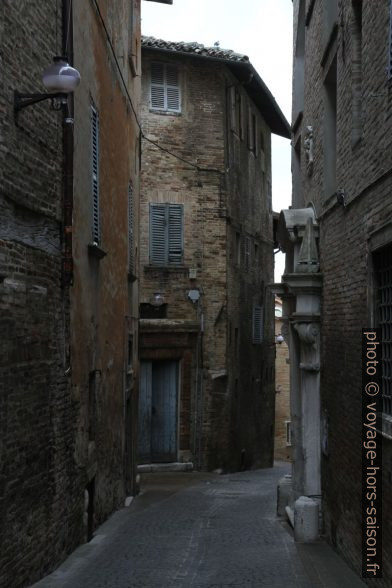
top-left (138, 360), bottom-right (178, 463)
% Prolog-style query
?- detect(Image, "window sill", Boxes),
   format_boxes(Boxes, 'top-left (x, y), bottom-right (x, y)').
top-left (88, 242), bottom-right (107, 260)
top-left (149, 109), bottom-right (181, 117)
top-left (144, 264), bottom-right (188, 273)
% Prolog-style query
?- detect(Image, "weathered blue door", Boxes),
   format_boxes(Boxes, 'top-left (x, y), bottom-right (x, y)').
top-left (138, 360), bottom-right (178, 463)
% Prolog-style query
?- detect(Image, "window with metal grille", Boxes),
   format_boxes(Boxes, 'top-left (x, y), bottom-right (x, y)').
top-left (252, 305), bottom-right (264, 344)
top-left (374, 245), bottom-right (392, 416)
top-left (149, 203), bottom-right (183, 265)
top-left (91, 104), bottom-right (100, 244)
top-left (128, 181), bottom-right (134, 274)
top-left (150, 62), bottom-right (180, 112)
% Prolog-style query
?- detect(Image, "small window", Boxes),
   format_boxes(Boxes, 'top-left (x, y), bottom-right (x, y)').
top-left (149, 203), bottom-right (183, 265)
top-left (150, 62), bottom-right (180, 113)
top-left (91, 104), bottom-right (100, 244)
top-left (252, 305), bottom-right (264, 344)
top-left (285, 421), bottom-right (292, 446)
top-left (128, 181), bottom-right (134, 274)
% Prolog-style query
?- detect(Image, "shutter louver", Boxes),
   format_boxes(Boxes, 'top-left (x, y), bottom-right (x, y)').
top-left (150, 62), bottom-right (180, 112)
top-left (128, 182), bottom-right (134, 274)
top-left (252, 305), bottom-right (264, 344)
top-left (151, 62), bottom-right (165, 110)
top-left (168, 204), bottom-right (183, 264)
top-left (150, 204), bottom-right (167, 265)
top-left (91, 105), bottom-right (100, 244)
top-left (166, 65), bottom-right (180, 112)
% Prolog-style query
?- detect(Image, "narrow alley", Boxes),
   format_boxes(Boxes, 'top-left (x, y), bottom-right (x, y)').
top-left (34, 464), bottom-right (365, 588)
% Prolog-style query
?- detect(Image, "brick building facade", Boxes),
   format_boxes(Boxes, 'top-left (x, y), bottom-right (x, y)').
top-left (276, 1), bottom-right (392, 584)
top-left (139, 38), bottom-right (289, 471)
top-left (274, 298), bottom-right (292, 462)
top-left (0, 1), bottom-right (170, 585)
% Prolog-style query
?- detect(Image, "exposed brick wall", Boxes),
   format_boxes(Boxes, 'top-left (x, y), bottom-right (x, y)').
top-left (72, 0), bottom-right (141, 533)
top-left (274, 314), bottom-right (292, 461)
top-left (292, 0), bottom-right (392, 583)
top-left (0, 2), bottom-right (79, 586)
top-left (0, 1), bottom-right (142, 585)
top-left (140, 50), bottom-right (275, 471)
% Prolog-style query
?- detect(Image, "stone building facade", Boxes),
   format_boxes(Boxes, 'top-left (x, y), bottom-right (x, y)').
top-left (277, 0), bottom-right (392, 584)
top-left (139, 38), bottom-right (290, 471)
top-left (0, 1), bottom-right (170, 585)
top-left (274, 298), bottom-right (292, 462)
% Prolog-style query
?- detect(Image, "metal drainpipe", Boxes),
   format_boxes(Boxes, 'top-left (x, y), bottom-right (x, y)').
top-left (62, 0), bottom-right (74, 288)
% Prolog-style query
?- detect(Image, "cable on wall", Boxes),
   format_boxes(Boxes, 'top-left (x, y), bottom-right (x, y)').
top-left (91, 0), bottom-right (225, 175)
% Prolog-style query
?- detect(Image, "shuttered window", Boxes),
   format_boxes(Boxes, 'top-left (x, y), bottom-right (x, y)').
top-left (91, 104), bottom-right (100, 244)
top-left (252, 305), bottom-right (264, 344)
top-left (151, 62), bottom-right (181, 112)
top-left (128, 181), bottom-right (134, 274)
top-left (150, 203), bottom-right (183, 265)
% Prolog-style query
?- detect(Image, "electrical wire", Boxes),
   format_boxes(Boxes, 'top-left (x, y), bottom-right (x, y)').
top-left (91, 0), bottom-right (224, 175)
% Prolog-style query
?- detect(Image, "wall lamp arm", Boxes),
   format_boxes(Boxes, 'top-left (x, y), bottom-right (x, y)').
top-left (14, 90), bottom-right (67, 114)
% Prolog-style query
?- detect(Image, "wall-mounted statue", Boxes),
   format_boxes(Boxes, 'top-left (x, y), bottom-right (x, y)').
top-left (304, 126), bottom-right (314, 177)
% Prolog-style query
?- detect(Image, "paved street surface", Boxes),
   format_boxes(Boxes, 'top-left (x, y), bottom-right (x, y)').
top-left (34, 463), bottom-right (365, 588)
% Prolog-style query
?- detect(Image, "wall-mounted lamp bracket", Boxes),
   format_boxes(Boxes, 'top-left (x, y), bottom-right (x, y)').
top-left (14, 90), bottom-right (67, 117)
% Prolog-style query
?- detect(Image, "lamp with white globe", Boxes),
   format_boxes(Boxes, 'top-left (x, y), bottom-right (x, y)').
top-left (14, 56), bottom-right (81, 116)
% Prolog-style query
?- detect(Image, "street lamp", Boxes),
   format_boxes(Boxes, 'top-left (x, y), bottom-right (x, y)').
top-left (150, 292), bottom-right (165, 307)
top-left (14, 56), bottom-right (80, 116)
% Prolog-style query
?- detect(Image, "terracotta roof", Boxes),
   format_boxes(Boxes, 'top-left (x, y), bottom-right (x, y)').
top-left (141, 36), bottom-right (290, 138)
top-left (142, 36), bottom-right (250, 63)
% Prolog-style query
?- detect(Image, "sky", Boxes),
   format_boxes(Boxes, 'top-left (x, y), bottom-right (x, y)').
top-left (141, 0), bottom-right (293, 281)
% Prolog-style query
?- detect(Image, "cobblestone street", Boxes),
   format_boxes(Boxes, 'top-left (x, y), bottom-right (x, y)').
top-left (34, 463), bottom-right (365, 588)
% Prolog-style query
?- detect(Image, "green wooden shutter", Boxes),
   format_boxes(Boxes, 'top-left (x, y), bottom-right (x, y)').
top-left (150, 204), bottom-right (167, 264)
top-left (91, 105), bottom-right (100, 244)
top-left (166, 65), bottom-right (180, 112)
top-left (168, 204), bottom-right (183, 264)
top-left (151, 62), bottom-right (165, 110)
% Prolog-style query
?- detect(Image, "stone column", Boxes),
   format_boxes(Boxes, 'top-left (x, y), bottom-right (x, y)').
top-left (273, 207), bottom-right (322, 510)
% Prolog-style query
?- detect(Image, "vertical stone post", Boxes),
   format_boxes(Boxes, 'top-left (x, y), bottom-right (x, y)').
top-left (273, 207), bottom-right (322, 535)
